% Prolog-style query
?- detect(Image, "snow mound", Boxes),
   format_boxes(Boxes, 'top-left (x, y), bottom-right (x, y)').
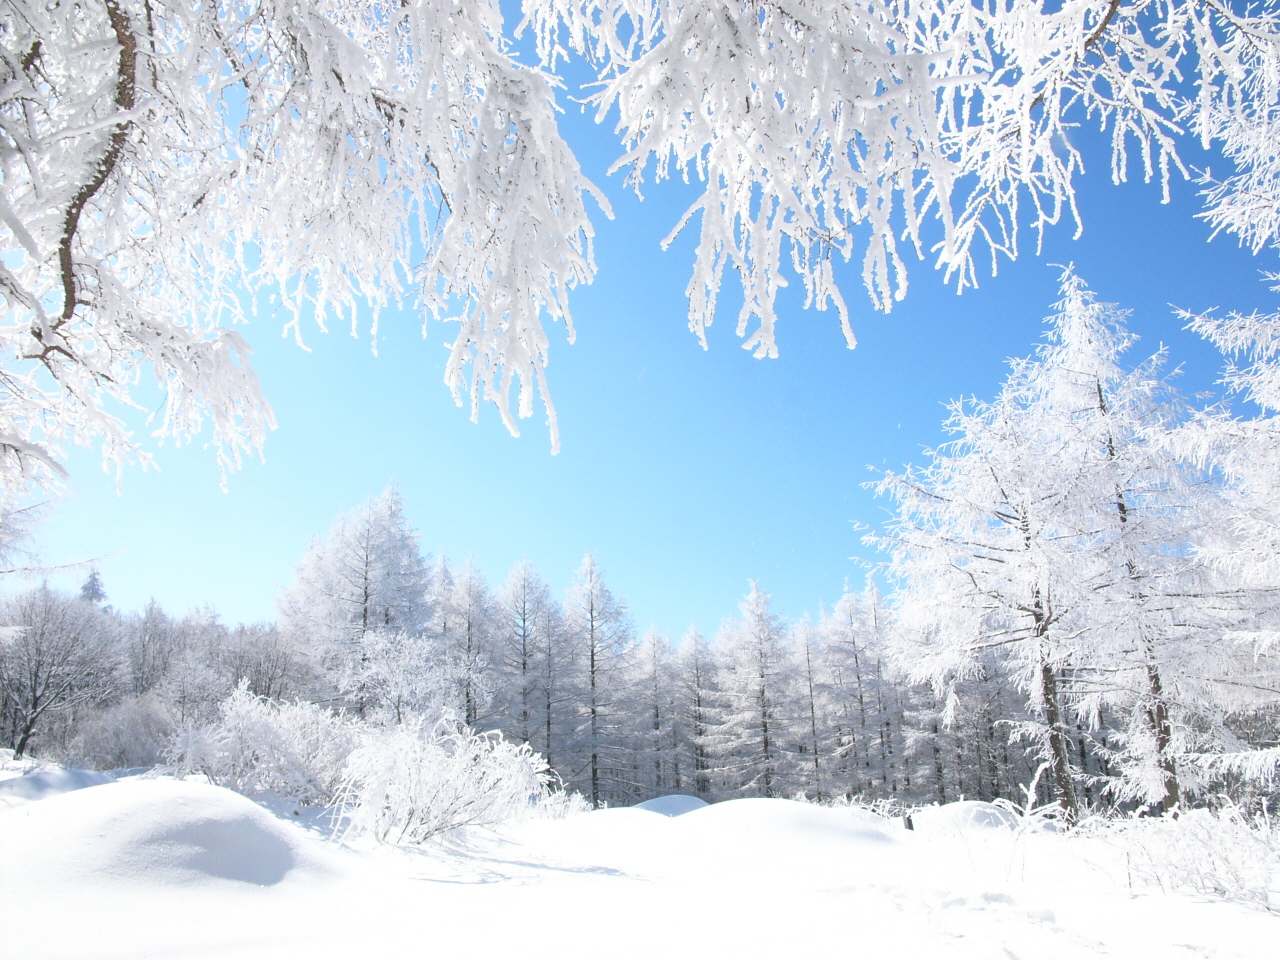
top-left (0, 778), bottom-right (341, 889)
top-left (632, 794), bottom-right (708, 817)
top-left (910, 800), bottom-right (1021, 833)
top-left (673, 797), bottom-right (894, 846)
top-left (0, 768), bottom-right (114, 807)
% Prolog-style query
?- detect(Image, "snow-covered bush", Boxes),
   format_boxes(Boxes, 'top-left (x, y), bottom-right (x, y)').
top-left (339, 718), bottom-right (553, 843)
top-left (1085, 804), bottom-right (1280, 910)
top-left (167, 686), bottom-right (574, 841)
top-left (167, 683), bottom-right (360, 806)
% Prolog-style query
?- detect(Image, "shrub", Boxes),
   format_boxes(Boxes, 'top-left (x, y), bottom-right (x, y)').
top-left (339, 717), bottom-right (553, 843)
top-left (1085, 803), bottom-right (1280, 911)
top-left (167, 683), bottom-right (359, 805)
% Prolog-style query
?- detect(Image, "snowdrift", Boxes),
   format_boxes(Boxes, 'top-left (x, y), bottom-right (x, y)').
top-left (4, 788), bottom-right (1276, 960)
top-left (910, 799), bottom-right (1024, 833)
top-left (632, 794), bottom-right (708, 816)
top-left (0, 768), bottom-right (115, 808)
top-left (0, 778), bottom-right (342, 889)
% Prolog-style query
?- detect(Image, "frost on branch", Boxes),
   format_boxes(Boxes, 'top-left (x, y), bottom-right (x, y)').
top-left (524, 0), bottom-right (1280, 358)
top-left (0, 0), bottom-right (605, 491)
top-left (339, 717), bottom-right (552, 843)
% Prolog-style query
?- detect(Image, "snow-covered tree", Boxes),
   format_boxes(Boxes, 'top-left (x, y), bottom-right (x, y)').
top-left (872, 272), bottom-right (1254, 815)
top-left (280, 487), bottom-right (430, 647)
top-left (563, 553), bottom-right (634, 805)
top-left (709, 581), bottom-right (795, 798)
top-left (868, 282), bottom-right (1105, 818)
top-left (630, 627), bottom-right (683, 797)
top-left (435, 560), bottom-right (496, 728)
top-left (494, 561), bottom-right (558, 746)
top-left (677, 627), bottom-right (717, 798)
top-left (347, 628), bottom-right (450, 726)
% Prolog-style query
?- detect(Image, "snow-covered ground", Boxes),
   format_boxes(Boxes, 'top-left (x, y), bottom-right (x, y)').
top-left (1, 772), bottom-right (1276, 959)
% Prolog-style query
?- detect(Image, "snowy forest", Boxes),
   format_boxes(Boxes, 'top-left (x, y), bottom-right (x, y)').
top-left (5, 2), bottom-right (1280, 951)
top-left (5, 273), bottom-right (1280, 825)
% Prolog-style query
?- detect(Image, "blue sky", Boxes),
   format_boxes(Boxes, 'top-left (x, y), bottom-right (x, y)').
top-left (28, 55), bottom-right (1279, 639)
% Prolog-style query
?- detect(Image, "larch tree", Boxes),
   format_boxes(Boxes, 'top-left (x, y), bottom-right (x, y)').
top-left (631, 627), bottom-right (682, 797)
top-left (792, 615), bottom-right (829, 799)
top-left (278, 486), bottom-right (431, 714)
top-left (873, 271), bottom-right (1253, 815)
top-left (495, 560), bottom-right (558, 746)
top-left (870, 310), bottom-right (1097, 819)
top-left (710, 581), bottom-right (795, 799)
top-left (563, 552), bottom-right (634, 806)
top-left (677, 626), bottom-right (717, 798)
top-left (437, 560), bottom-right (497, 728)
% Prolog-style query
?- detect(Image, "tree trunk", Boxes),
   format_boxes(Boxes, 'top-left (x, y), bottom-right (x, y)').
top-left (1039, 662), bottom-right (1079, 822)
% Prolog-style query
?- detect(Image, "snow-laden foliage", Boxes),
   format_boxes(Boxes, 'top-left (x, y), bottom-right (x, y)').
top-left (1085, 803), bottom-right (1280, 911)
top-left (869, 270), bottom-right (1271, 817)
top-left (3, 0), bottom-right (1280, 483)
top-left (167, 683), bottom-right (360, 805)
top-left (524, 0), bottom-right (1280, 357)
top-left (0, 0), bottom-right (602, 494)
top-left (167, 683), bottom-right (562, 841)
top-left (339, 716), bottom-right (553, 843)
top-left (64, 694), bottom-right (174, 770)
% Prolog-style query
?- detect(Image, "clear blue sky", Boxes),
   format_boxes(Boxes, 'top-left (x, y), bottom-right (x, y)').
top-left (27, 49), bottom-right (1279, 639)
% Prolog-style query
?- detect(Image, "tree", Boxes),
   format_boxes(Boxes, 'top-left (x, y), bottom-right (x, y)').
top-left (709, 581), bottom-right (795, 798)
top-left (4, 0), bottom-right (1279, 484)
top-left (872, 272), bottom-right (1252, 815)
top-left (0, 584), bottom-right (117, 757)
top-left (79, 570), bottom-right (106, 605)
top-left (564, 553), bottom-right (634, 805)
top-left (791, 615), bottom-right (829, 798)
top-left (280, 487), bottom-right (431, 646)
top-left (494, 560), bottom-right (558, 747)
top-left (436, 560), bottom-right (496, 728)
top-left (868, 284), bottom-right (1103, 818)
top-left (676, 627), bottom-right (717, 798)
top-left (278, 486), bottom-right (431, 714)
top-left (631, 627), bottom-right (683, 797)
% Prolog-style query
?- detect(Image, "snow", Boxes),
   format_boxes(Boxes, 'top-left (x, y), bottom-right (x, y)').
top-left (632, 794), bottom-right (708, 816)
top-left (0, 768), bottom-right (115, 808)
top-left (3, 780), bottom-right (343, 889)
top-left (2, 779), bottom-right (1276, 959)
top-left (910, 799), bottom-right (1025, 832)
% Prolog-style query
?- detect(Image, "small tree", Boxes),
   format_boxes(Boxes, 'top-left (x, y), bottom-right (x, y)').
top-left (79, 570), bottom-right (106, 605)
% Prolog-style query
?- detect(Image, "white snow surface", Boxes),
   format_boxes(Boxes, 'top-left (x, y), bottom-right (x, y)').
top-left (631, 794), bottom-right (709, 816)
top-left (3, 779), bottom-right (1276, 959)
top-left (0, 768), bottom-right (115, 808)
top-left (910, 799), bottom-right (1025, 832)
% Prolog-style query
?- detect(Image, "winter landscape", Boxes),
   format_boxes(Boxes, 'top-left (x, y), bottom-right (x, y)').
top-left (4, 0), bottom-right (1280, 957)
